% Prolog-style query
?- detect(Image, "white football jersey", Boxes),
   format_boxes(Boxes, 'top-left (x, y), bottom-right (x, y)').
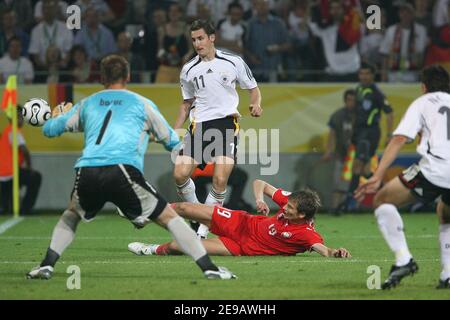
top-left (180, 49), bottom-right (257, 123)
top-left (393, 92), bottom-right (450, 188)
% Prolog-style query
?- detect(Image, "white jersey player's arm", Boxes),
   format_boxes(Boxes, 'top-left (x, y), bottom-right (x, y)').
top-left (371, 135), bottom-right (410, 183)
top-left (174, 98), bottom-right (195, 129)
top-left (311, 243), bottom-right (352, 258)
top-left (249, 86), bottom-right (262, 117)
top-left (42, 101), bottom-right (83, 137)
top-left (175, 63), bottom-right (196, 129)
top-left (373, 97), bottom-right (424, 178)
top-left (233, 54), bottom-right (262, 117)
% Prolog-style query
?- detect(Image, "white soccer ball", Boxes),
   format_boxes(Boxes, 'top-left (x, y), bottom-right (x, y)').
top-left (22, 98), bottom-right (52, 127)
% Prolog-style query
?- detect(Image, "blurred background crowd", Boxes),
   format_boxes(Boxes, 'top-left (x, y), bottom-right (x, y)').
top-left (2, 0), bottom-right (450, 84)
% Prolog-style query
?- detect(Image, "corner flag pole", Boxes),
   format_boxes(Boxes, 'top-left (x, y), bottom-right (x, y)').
top-left (1, 75), bottom-right (19, 217)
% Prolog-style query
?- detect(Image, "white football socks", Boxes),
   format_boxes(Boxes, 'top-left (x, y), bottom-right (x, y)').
top-left (205, 188), bottom-right (227, 206)
top-left (439, 224), bottom-right (450, 281)
top-left (50, 209), bottom-right (81, 255)
top-left (197, 188), bottom-right (227, 238)
top-left (167, 216), bottom-right (207, 261)
top-left (375, 204), bottom-right (413, 267)
top-left (176, 178), bottom-right (200, 203)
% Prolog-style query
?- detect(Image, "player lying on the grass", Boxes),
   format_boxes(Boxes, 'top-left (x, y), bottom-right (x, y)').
top-left (355, 65), bottom-right (450, 290)
top-left (26, 55), bottom-right (235, 280)
top-left (128, 179), bottom-right (351, 258)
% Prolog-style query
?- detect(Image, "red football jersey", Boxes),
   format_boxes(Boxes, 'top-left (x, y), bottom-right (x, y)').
top-left (239, 189), bottom-right (324, 256)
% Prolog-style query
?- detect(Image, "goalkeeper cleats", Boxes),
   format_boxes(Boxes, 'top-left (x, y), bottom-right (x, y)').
top-left (204, 266), bottom-right (237, 280)
top-left (26, 265), bottom-right (54, 280)
top-left (436, 278), bottom-right (450, 289)
top-left (381, 258), bottom-right (419, 290)
top-left (128, 242), bottom-right (158, 256)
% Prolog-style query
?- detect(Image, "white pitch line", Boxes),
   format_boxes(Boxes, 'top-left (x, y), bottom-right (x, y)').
top-left (0, 218), bottom-right (24, 235)
top-left (0, 234), bottom-right (438, 240)
top-left (0, 236), bottom-right (172, 240)
top-left (0, 258), bottom-right (441, 265)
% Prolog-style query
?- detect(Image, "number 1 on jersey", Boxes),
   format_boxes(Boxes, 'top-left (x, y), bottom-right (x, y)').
top-left (96, 110), bottom-right (112, 145)
top-left (439, 106), bottom-right (450, 140)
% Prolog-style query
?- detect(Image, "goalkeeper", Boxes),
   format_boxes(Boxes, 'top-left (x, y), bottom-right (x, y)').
top-left (129, 179), bottom-right (351, 258)
top-left (26, 55), bottom-right (236, 280)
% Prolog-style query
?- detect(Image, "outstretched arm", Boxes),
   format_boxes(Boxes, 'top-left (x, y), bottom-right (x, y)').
top-left (174, 99), bottom-right (194, 130)
top-left (42, 102), bottom-right (81, 137)
top-left (248, 87), bottom-right (262, 117)
top-left (143, 101), bottom-right (180, 152)
top-left (253, 179), bottom-right (277, 215)
top-left (355, 135), bottom-right (408, 200)
top-left (311, 243), bottom-right (351, 258)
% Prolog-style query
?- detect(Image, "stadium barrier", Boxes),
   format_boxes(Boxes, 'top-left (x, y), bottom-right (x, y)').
top-left (0, 84), bottom-right (422, 210)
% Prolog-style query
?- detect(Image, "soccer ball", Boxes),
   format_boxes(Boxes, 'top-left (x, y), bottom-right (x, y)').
top-left (22, 98), bottom-right (52, 127)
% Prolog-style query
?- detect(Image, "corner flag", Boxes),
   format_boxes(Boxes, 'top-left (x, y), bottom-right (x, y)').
top-left (1, 75), bottom-right (20, 217)
top-left (1, 75), bottom-right (17, 119)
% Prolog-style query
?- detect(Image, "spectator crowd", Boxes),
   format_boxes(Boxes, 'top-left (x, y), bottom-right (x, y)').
top-left (1, 0), bottom-right (450, 84)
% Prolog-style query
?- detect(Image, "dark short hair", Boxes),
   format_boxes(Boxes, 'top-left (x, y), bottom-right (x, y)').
top-left (288, 189), bottom-right (321, 220)
top-left (359, 62), bottom-right (376, 74)
top-left (343, 89), bottom-right (356, 100)
top-left (421, 65), bottom-right (450, 93)
top-left (100, 54), bottom-right (129, 86)
top-left (190, 19), bottom-right (215, 35)
top-left (7, 36), bottom-right (21, 48)
top-left (228, 1), bottom-right (244, 12)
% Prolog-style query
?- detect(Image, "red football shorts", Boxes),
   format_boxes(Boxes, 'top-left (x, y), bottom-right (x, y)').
top-left (210, 207), bottom-right (251, 256)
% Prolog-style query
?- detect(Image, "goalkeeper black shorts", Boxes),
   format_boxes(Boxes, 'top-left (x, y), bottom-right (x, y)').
top-left (68, 164), bottom-right (167, 227)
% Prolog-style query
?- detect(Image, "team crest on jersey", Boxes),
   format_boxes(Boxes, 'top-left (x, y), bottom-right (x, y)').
top-left (362, 99), bottom-right (372, 110)
top-left (220, 73), bottom-right (231, 85)
top-left (282, 232), bottom-right (292, 239)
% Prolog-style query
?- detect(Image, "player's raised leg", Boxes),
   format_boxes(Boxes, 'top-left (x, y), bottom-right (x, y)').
top-left (171, 202), bottom-right (215, 227)
top-left (27, 168), bottom-right (104, 280)
top-left (198, 157), bottom-right (235, 238)
top-left (436, 197), bottom-right (450, 289)
top-left (26, 209), bottom-right (81, 279)
top-left (372, 177), bottom-right (418, 289)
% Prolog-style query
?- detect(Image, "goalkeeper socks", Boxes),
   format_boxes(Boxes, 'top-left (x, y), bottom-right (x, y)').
top-left (439, 224), bottom-right (450, 281)
top-left (176, 178), bottom-right (200, 203)
top-left (166, 216), bottom-right (207, 259)
top-left (47, 209), bottom-right (80, 259)
top-left (41, 248), bottom-right (60, 267)
top-left (375, 204), bottom-right (413, 266)
top-left (196, 255), bottom-right (219, 273)
top-left (166, 216), bottom-right (218, 272)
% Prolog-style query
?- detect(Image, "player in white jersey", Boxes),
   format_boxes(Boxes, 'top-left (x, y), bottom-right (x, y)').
top-left (173, 20), bottom-right (262, 238)
top-left (356, 65), bottom-right (450, 290)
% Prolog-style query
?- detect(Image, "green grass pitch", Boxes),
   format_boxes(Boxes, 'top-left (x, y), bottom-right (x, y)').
top-left (0, 213), bottom-right (449, 300)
